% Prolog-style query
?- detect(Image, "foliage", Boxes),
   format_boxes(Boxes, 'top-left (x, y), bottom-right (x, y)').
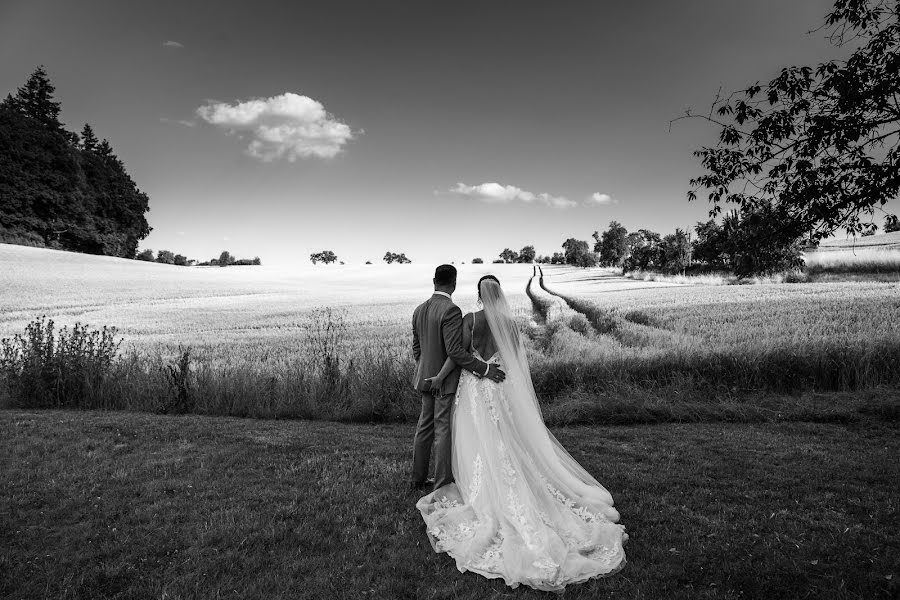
top-left (156, 249), bottom-right (175, 264)
top-left (135, 249), bottom-right (154, 261)
top-left (692, 219), bottom-right (727, 269)
top-left (621, 229), bottom-right (660, 272)
top-left (561, 238), bottom-right (597, 267)
top-left (218, 250), bottom-right (234, 267)
top-left (173, 253), bottom-right (188, 266)
top-left (517, 245), bottom-right (536, 263)
top-left (593, 221), bottom-right (629, 267)
top-left (886, 214), bottom-right (900, 232)
top-left (720, 209), bottom-right (805, 277)
top-left (687, 0), bottom-right (900, 274)
top-left (0, 66), bottom-right (151, 257)
top-left (383, 251), bottom-right (411, 264)
top-left (471, 257), bottom-right (484, 264)
top-left (0, 316), bottom-right (121, 408)
top-left (659, 228), bottom-right (692, 274)
top-left (550, 252), bottom-right (566, 265)
top-left (498, 248), bottom-right (519, 263)
top-left (310, 250), bottom-right (338, 264)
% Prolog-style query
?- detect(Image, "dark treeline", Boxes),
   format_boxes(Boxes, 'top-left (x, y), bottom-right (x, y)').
top-left (0, 66), bottom-right (150, 257)
top-left (491, 216), bottom-right (807, 276)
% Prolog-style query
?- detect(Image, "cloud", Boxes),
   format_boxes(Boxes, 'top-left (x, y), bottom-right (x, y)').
top-left (586, 192), bottom-right (616, 206)
top-left (163, 40), bottom-right (184, 48)
top-left (449, 182), bottom-right (576, 209)
top-left (196, 93), bottom-right (355, 161)
top-left (160, 117), bottom-right (197, 127)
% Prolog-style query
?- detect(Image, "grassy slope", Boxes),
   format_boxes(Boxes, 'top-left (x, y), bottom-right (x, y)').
top-left (2, 410), bottom-right (897, 600)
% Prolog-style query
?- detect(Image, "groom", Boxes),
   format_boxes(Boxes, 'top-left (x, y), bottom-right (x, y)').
top-left (410, 264), bottom-right (506, 492)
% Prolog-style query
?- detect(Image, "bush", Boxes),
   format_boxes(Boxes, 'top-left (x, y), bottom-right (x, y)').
top-left (0, 317), bottom-right (121, 408)
top-left (472, 258), bottom-right (484, 264)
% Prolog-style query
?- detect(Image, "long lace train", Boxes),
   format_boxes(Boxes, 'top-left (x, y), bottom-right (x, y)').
top-left (416, 360), bottom-right (627, 592)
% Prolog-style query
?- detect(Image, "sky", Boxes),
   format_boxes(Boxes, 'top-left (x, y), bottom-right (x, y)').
top-left (2, 0), bottom-right (891, 265)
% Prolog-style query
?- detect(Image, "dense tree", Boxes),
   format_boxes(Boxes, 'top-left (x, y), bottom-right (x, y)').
top-left (594, 221), bottom-right (629, 267)
top-left (471, 257), bottom-right (484, 264)
top-left (383, 251), bottom-right (411, 264)
top-left (218, 250), bottom-right (234, 266)
top-left (173, 254), bottom-right (188, 266)
top-left (561, 238), bottom-right (597, 267)
top-left (692, 219), bottom-right (727, 269)
top-left (517, 245), bottom-right (536, 263)
top-left (498, 248), bottom-right (519, 263)
top-left (885, 214), bottom-right (900, 232)
top-left (550, 252), bottom-right (566, 265)
top-left (80, 123), bottom-right (98, 152)
top-left (310, 250), bottom-right (338, 264)
top-left (623, 229), bottom-right (663, 272)
top-left (3, 66), bottom-right (62, 131)
top-left (685, 0), bottom-right (900, 275)
top-left (156, 250), bottom-right (175, 264)
top-left (659, 229), bottom-right (692, 274)
top-left (0, 67), bottom-right (151, 257)
top-left (720, 209), bottom-right (804, 276)
top-left (135, 249), bottom-right (154, 261)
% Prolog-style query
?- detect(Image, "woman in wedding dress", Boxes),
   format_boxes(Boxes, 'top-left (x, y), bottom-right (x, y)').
top-left (416, 275), bottom-right (627, 592)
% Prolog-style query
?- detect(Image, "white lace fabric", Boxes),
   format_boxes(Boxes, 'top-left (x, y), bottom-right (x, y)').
top-left (416, 294), bottom-right (628, 592)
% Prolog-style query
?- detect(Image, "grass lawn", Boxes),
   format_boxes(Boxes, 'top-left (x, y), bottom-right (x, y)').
top-left (1, 410), bottom-right (897, 599)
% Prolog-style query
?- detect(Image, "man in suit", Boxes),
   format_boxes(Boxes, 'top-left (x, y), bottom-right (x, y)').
top-left (410, 264), bottom-right (506, 491)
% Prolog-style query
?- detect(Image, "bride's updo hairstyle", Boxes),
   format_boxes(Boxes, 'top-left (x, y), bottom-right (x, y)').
top-left (477, 275), bottom-right (500, 301)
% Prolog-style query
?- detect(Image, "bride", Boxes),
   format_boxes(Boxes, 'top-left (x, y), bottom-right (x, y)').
top-left (415, 275), bottom-right (627, 592)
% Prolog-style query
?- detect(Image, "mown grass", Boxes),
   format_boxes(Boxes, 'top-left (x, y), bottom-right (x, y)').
top-left (1, 410), bottom-right (897, 599)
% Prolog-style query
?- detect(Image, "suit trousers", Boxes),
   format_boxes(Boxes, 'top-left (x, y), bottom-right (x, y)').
top-left (411, 391), bottom-right (455, 489)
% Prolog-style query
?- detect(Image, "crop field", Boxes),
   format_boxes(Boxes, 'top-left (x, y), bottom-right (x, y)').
top-left (1, 243), bottom-right (899, 423)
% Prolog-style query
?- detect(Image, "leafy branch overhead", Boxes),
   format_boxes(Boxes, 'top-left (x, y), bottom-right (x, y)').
top-left (684, 0), bottom-right (899, 250)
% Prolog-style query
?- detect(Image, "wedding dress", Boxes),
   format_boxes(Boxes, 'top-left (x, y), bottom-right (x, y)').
top-left (416, 279), bottom-right (627, 592)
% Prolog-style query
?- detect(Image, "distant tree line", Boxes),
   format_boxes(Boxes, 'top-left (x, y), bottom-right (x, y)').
top-left (134, 249), bottom-right (260, 267)
top-left (0, 66), bottom-right (151, 257)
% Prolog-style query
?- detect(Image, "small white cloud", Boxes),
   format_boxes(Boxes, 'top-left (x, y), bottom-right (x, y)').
top-left (163, 40), bottom-right (184, 48)
top-left (196, 93), bottom-right (355, 161)
top-left (586, 192), bottom-right (616, 206)
top-left (449, 182), bottom-right (576, 209)
top-left (160, 117), bottom-right (197, 127)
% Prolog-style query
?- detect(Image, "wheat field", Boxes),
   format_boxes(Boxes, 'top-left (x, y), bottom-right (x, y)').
top-left (2, 243), bottom-right (899, 422)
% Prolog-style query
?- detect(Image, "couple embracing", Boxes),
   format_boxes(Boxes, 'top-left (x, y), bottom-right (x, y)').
top-left (410, 264), bottom-right (627, 592)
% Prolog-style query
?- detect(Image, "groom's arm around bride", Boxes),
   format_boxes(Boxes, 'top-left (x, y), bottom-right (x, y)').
top-left (409, 264), bottom-right (505, 491)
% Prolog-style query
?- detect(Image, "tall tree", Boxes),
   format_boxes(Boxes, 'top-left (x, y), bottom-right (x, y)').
top-left (80, 123), bottom-right (98, 152)
top-left (692, 219), bottom-right (727, 268)
top-left (0, 67), bottom-right (151, 257)
top-left (595, 221), bottom-right (629, 267)
top-left (685, 0), bottom-right (900, 274)
top-left (517, 245), bottom-right (536, 263)
top-left (499, 248), bottom-right (519, 263)
top-left (561, 238), bottom-right (596, 267)
top-left (3, 66), bottom-right (62, 131)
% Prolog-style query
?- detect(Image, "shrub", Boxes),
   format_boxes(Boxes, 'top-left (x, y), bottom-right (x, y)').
top-left (0, 317), bottom-right (121, 408)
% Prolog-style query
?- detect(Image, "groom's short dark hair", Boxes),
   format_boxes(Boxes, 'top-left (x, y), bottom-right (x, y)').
top-left (434, 264), bottom-right (457, 286)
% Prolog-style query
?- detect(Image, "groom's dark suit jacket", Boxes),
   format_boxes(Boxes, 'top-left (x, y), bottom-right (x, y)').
top-left (412, 293), bottom-right (487, 397)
